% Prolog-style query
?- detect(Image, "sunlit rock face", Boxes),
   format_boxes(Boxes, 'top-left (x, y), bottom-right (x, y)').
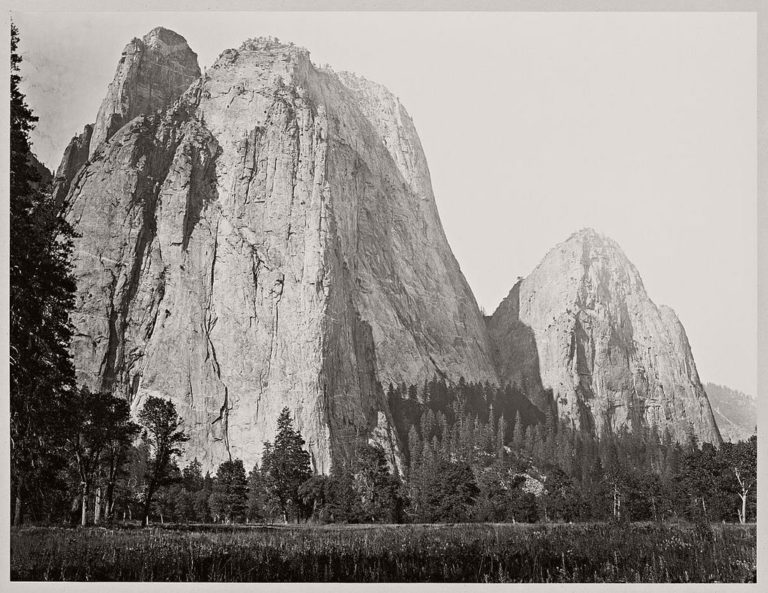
top-left (488, 228), bottom-right (722, 445)
top-left (56, 30), bottom-right (498, 473)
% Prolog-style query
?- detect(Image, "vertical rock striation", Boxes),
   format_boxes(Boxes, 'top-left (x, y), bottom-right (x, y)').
top-left (59, 32), bottom-right (498, 473)
top-left (487, 228), bottom-right (721, 445)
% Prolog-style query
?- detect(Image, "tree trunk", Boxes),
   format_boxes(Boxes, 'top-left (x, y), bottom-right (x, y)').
top-left (13, 482), bottom-right (23, 526)
top-left (81, 483), bottom-right (89, 527)
top-left (94, 487), bottom-right (102, 524)
top-left (740, 493), bottom-right (747, 524)
top-left (105, 481), bottom-right (115, 524)
top-left (142, 481), bottom-right (157, 527)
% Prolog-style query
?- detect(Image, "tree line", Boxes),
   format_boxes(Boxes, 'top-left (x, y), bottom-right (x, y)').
top-left (386, 380), bottom-right (757, 525)
top-left (29, 379), bottom-right (753, 528)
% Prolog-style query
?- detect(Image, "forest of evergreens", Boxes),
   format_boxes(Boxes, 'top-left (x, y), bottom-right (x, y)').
top-left (17, 379), bottom-right (754, 529)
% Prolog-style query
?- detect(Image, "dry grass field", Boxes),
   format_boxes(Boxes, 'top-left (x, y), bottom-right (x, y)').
top-left (10, 522), bottom-right (756, 582)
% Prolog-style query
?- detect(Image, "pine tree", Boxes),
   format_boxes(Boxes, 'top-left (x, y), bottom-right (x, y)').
top-left (209, 459), bottom-right (248, 523)
top-left (512, 411), bottom-right (525, 449)
top-left (421, 408), bottom-right (437, 442)
top-left (496, 415), bottom-right (508, 458)
top-left (182, 459), bottom-right (204, 492)
top-left (485, 405), bottom-right (497, 454)
top-left (543, 405), bottom-right (557, 460)
top-left (10, 22), bottom-right (78, 526)
top-left (246, 463), bottom-right (268, 522)
top-left (523, 425), bottom-right (534, 455)
top-left (437, 412), bottom-right (451, 459)
top-left (353, 444), bottom-right (402, 522)
top-left (407, 425), bottom-right (422, 474)
top-left (261, 407), bottom-right (312, 522)
top-left (137, 397), bottom-right (189, 526)
top-left (193, 472), bottom-right (214, 522)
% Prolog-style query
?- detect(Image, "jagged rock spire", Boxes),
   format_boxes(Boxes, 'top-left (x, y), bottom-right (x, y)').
top-left (89, 27), bottom-right (200, 158)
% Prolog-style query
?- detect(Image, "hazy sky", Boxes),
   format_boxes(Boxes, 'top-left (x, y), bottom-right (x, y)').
top-left (13, 11), bottom-right (757, 395)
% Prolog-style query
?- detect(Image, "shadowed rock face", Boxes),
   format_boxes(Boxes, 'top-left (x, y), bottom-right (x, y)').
top-left (56, 32), bottom-right (498, 473)
top-left (488, 228), bottom-right (722, 445)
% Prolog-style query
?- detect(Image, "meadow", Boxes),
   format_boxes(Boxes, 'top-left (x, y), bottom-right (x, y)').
top-left (10, 522), bottom-right (756, 582)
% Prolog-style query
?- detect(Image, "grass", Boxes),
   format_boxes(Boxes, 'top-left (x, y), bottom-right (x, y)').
top-left (10, 522), bottom-right (756, 582)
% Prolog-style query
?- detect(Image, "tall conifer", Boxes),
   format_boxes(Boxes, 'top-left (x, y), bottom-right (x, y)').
top-left (10, 23), bottom-right (77, 525)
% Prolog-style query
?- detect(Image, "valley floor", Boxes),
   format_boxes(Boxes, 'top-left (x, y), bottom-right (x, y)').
top-left (10, 522), bottom-right (756, 582)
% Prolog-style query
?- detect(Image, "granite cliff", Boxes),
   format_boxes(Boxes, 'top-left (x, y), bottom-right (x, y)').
top-left (55, 28), bottom-right (722, 472)
top-left (55, 29), bottom-right (498, 472)
top-left (487, 229), bottom-right (722, 445)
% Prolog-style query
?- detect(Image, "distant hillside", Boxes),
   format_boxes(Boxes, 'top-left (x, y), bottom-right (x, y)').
top-left (704, 383), bottom-right (756, 442)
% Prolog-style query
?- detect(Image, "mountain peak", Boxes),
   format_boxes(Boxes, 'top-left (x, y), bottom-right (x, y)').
top-left (88, 27), bottom-right (200, 158)
top-left (570, 226), bottom-right (603, 239)
top-left (237, 36), bottom-right (308, 55)
top-left (530, 229), bottom-right (641, 298)
top-left (143, 26), bottom-right (190, 47)
top-left (563, 227), bottom-right (624, 254)
top-left (488, 227), bottom-right (721, 446)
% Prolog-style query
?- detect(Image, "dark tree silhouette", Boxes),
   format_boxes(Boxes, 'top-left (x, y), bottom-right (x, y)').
top-left (99, 396), bottom-right (140, 524)
top-left (209, 459), bottom-right (248, 523)
top-left (247, 463), bottom-right (270, 522)
top-left (419, 459), bottom-right (479, 523)
top-left (261, 408), bottom-right (312, 522)
top-left (137, 396), bottom-right (188, 526)
top-left (10, 22), bottom-right (78, 525)
top-left (66, 387), bottom-right (138, 526)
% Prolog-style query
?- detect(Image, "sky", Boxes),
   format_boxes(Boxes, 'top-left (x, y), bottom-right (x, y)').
top-left (12, 11), bottom-right (757, 395)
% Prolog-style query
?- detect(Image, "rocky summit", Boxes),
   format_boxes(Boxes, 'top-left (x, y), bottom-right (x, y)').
top-left (487, 228), bottom-right (722, 445)
top-left (55, 28), bottom-right (722, 473)
top-left (54, 29), bottom-right (498, 473)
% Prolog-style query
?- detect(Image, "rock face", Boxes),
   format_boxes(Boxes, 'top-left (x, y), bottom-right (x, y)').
top-left (487, 228), bottom-right (722, 445)
top-left (89, 27), bottom-right (201, 158)
top-left (56, 31), bottom-right (498, 473)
